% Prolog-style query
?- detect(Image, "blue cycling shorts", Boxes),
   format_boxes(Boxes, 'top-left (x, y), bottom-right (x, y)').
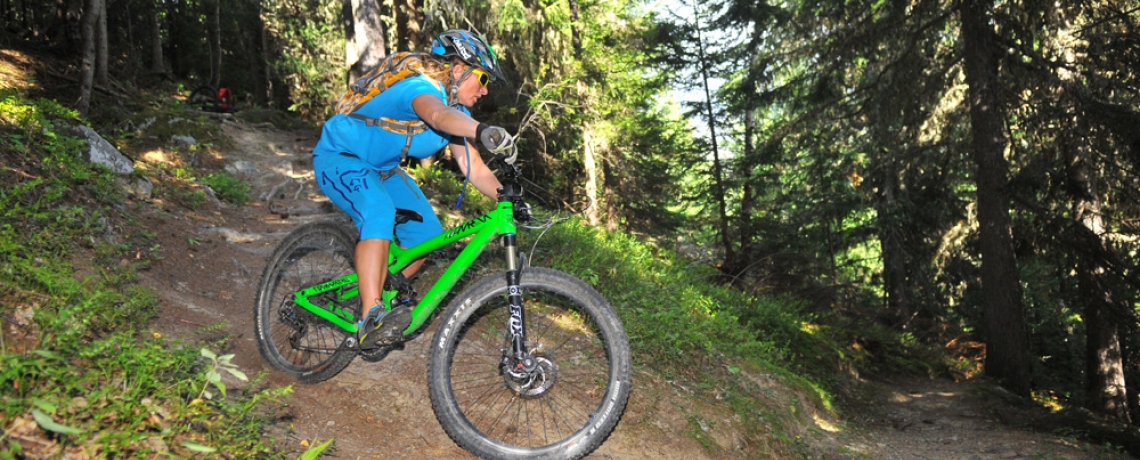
top-left (314, 152), bottom-right (443, 246)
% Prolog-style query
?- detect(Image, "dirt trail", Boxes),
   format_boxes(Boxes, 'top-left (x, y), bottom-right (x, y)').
top-left (840, 377), bottom-right (1131, 459)
top-left (135, 118), bottom-right (1129, 459)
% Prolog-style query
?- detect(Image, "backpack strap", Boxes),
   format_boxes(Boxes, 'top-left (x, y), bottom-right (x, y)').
top-left (347, 114), bottom-right (430, 162)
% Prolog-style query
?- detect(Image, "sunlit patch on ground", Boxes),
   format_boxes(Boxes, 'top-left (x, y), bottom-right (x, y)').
top-left (0, 49), bottom-right (34, 90)
top-left (812, 413), bottom-right (840, 432)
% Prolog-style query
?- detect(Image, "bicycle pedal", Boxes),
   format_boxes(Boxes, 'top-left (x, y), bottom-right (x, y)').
top-left (359, 305), bottom-right (412, 350)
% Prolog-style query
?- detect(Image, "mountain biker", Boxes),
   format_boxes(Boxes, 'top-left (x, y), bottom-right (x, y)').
top-left (311, 29), bottom-right (517, 342)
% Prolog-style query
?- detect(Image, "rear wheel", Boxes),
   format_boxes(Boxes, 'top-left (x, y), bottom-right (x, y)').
top-left (254, 220), bottom-right (360, 383)
top-left (428, 268), bottom-right (631, 460)
top-left (187, 85), bottom-right (218, 109)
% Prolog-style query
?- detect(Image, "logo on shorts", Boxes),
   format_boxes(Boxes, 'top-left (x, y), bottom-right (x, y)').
top-left (338, 169), bottom-right (371, 193)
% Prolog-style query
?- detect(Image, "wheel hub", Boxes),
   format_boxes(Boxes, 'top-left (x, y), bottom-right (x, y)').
top-left (504, 354), bottom-right (557, 398)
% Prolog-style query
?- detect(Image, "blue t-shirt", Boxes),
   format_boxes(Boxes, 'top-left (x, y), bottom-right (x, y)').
top-left (312, 75), bottom-right (466, 171)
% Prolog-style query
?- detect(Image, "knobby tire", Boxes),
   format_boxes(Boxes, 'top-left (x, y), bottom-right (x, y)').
top-left (427, 268), bottom-right (632, 460)
top-left (254, 221), bottom-right (360, 383)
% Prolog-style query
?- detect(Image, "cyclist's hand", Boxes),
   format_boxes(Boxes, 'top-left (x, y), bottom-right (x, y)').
top-left (477, 123), bottom-right (518, 164)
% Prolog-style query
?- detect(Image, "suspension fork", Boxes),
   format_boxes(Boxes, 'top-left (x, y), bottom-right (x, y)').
top-left (501, 233), bottom-right (535, 372)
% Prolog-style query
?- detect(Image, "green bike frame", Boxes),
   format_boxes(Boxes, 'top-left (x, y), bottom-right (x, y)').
top-left (291, 200), bottom-right (520, 335)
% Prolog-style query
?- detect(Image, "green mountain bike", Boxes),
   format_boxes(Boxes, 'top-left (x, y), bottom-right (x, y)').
top-left (253, 159), bottom-right (631, 460)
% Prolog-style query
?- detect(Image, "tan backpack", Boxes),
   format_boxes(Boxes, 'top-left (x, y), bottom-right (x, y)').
top-left (334, 52), bottom-right (441, 160)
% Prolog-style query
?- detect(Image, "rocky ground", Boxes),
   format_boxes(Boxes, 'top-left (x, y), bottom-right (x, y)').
top-left (132, 116), bottom-right (1133, 459)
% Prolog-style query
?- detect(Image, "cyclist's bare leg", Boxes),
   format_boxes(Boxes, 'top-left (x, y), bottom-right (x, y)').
top-left (356, 238), bottom-right (390, 313)
top-left (400, 256), bottom-right (426, 279)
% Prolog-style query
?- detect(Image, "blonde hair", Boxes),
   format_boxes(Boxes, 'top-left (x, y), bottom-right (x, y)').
top-left (421, 55), bottom-right (459, 86)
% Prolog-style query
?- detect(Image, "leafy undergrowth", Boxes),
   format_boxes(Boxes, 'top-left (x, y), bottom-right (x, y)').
top-left (0, 80), bottom-right (294, 457)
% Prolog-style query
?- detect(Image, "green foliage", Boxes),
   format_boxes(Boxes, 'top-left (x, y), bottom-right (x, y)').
top-left (0, 334), bottom-right (287, 457)
top-left (203, 172), bottom-right (251, 205)
top-left (529, 219), bottom-right (833, 374)
top-left (262, 0), bottom-right (345, 119)
top-left (512, 217), bottom-right (885, 455)
top-left (199, 348), bottom-right (251, 400)
top-left (299, 438), bottom-right (336, 459)
top-left (0, 89), bottom-right (287, 459)
top-left (408, 163), bottom-right (495, 211)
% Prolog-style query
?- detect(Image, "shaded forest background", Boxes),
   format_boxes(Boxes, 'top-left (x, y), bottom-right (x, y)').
top-left (4, 0), bottom-right (1140, 426)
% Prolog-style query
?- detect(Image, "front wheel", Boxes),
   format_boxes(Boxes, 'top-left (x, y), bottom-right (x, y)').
top-left (428, 268), bottom-right (631, 460)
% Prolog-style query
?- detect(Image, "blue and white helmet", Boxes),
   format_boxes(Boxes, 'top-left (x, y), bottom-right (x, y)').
top-left (431, 29), bottom-right (507, 86)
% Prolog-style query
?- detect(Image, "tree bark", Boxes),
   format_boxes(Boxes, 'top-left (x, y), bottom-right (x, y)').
top-left (77, 0), bottom-right (103, 117)
top-left (344, 0), bottom-right (386, 84)
top-left (582, 120), bottom-right (599, 225)
top-left (96, 0), bottom-right (106, 86)
top-left (260, 12), bottom-right (273, 105)
top-left (691, 2), bottom-right (733, 270)
top-left (394, 0), bottom-right (423, 51)
top-left (570, 0), bottom-right (600, 226)
top-left (149, 0), bottom-right (163, 73)
top-left (1067, 134), bottom-right (1130, 422)
top-left (604, 162), bottom-right (618, 231)
top-left (237, 12), bottom-right (263, 105)
top-left (210, 0), bottom-right (221, 88)
top-left (959, 0), bottom-right (1031, 397)
top-left (878, 167), bottom-right (913, 326)
top-left (738, 107), bottom-right (755, 265)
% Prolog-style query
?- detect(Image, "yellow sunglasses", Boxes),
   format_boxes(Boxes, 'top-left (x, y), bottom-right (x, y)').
top-left (471, 68), bottom-right (492, 87)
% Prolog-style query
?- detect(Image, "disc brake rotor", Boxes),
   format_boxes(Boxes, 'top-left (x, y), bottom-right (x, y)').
top-left (504, 355), bottom-right (557, 398)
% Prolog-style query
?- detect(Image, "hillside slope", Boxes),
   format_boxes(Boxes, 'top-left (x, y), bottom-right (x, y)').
top-left (136, 115), bottom-right (1131, 459)
top-left (3, 45), bottom-right (1137, 459)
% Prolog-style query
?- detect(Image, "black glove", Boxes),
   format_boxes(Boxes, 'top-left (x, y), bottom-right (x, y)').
top-left (476, 123), bottom-right (518, 164)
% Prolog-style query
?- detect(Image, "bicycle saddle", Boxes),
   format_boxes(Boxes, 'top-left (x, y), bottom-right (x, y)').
top-left (395, 208), bottom-right (424, 224)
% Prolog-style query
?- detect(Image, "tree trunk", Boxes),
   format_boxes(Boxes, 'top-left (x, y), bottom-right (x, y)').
top-left (878, 168), bottom-right (913, 326)
top-left (570, 0), bottom-right (600, 226)
top-left (692, 3), bottom-right (733, 270)
top-left (260, 12), bottom-right (272, 105)
top-left (570, 0), bottom-right (582, 56)
top-left (604, 163), bottom-right (618, 231)
top-left (738, 111), bottom-right (755, 265)
top-left (1067, 136), bottom-right (1130, 422)
top-left (149, 0), bottom-right (163, 74)
top-left (394, 0), bottom-right (423, 51)
top-left (210, 0), bottom-right (221, 88)
top-left (77, 0), bottom-right (102, 117)
top-left (959, 0), bottom-right (1031, 397)
top-left (582, 120), bottom-right (599, 225)
top-left (344, 0), bottom-right (386, 84)
top-left (167, 0), bottom-right (179, 76)
top-left (239, 12), bottom-right (264, 105)
top-left (95, 0), bottom-right (106, 86)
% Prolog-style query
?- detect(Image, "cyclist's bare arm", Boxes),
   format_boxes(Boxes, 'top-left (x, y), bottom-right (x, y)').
top-left (412, 94), bottom-right (502, 197)
top-left (450, 139), bottom-right (502, 198)
top-left (412, 94), bottom-right (478, 138)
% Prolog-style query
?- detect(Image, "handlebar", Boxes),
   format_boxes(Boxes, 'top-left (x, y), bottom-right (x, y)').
top-left (492, 156), bottom-right (532, 223)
